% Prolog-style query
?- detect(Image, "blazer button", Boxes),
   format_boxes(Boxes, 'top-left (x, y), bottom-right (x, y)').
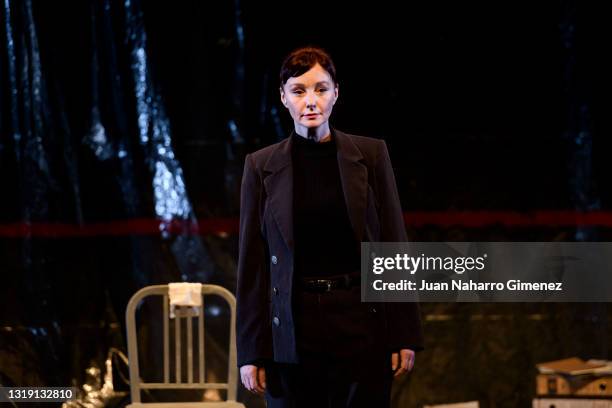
top-left (271, 255), bottom-right (278, 265)
top-left (272, 316), bottom-right (280, 327)
top-left (273, 287), bottom-right (279, 295)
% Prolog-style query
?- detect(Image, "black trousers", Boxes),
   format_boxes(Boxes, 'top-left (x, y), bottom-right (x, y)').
top-left (265, 285), bottom-right (394, 408)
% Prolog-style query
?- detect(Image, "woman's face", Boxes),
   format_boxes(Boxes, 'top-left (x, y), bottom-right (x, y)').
top-left (280, 63), bottom-right (338, 132)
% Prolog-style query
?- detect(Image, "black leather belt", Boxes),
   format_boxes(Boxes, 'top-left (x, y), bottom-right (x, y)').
top-left (299, 273), bottom-right (360, 292)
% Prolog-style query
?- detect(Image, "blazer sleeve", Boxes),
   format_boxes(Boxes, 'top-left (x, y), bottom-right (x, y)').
top-left (236, 154), bottom-right (273, 366)
top-left (374, 140), bottom-right (424, 352)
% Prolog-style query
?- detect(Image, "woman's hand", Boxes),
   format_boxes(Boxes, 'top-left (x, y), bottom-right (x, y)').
top-left (240, 364), bottom-right (266, 394)
top-left (391, 349), bottom-right (415, 377)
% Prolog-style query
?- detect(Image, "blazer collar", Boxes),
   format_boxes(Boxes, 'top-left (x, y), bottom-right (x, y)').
top-left (262, 128), bottom-right (368, 251)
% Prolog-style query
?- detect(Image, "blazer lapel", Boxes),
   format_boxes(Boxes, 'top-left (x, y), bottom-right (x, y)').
top-left (334, 129), bottom-right (368, 242)
top-left (263, 136), bottom-right (294, 251)
top-left (262, 129), bottom-right (368, 252)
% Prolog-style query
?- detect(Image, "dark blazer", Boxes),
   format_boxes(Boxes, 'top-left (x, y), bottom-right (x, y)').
top-left (236, 129), bottom-right (423, 366)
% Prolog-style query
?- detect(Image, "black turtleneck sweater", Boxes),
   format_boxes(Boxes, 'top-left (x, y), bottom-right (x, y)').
top-left (291, 133), bottom-right (360, 278)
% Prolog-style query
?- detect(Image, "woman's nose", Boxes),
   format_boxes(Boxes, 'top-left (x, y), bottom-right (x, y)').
top-left (305, 92), bottom-right (316, 108)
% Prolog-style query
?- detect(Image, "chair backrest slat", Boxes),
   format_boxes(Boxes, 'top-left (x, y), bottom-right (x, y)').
top-left (163, 294), bottom-right (169, 383)
top-left (199, 297), bottom-right (205, 384)
top-left (175, 314), bottom-right (181, 383)
top-left (187, 312), bottom-right (193, 383)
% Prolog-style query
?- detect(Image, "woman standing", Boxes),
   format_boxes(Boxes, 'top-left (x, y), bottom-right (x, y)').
top-left (236, 46), bottom-right (423, 407)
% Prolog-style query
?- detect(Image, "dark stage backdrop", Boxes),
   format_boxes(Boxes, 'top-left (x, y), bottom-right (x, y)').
top-left (1, 0), bottom-right (611, 407)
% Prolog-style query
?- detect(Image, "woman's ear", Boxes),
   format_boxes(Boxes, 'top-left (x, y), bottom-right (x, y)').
top-left (280, 87), bottom-right (287, 107)
top-left (333, 84), bottom-right (339, 105)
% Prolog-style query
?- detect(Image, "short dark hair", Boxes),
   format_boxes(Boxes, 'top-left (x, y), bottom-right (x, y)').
top-left (279, 46), bottom-right (337, 88)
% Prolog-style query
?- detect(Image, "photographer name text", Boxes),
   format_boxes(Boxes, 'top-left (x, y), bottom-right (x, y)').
top-left (372, 279), bottom-right (563, 292)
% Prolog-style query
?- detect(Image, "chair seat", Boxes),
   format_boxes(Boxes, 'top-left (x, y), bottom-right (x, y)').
top-left (127, 401), bottom-right (246, 408)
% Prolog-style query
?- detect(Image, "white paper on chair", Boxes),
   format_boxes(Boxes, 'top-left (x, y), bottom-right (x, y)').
top-left (168, 282), bottom-right (202, 318)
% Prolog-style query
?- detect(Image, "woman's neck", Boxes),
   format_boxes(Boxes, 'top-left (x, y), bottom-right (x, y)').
top-left (294, 123), bottom-right (331, 142)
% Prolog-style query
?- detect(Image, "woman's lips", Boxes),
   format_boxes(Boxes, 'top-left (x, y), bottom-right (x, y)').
top-left (302, 113), bottom-right (319, 118)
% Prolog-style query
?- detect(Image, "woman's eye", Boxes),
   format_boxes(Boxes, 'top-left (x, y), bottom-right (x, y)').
top-left (317, 88), bottom-right (328, 93)
top-left (292, 89), bottom-right (304, 95)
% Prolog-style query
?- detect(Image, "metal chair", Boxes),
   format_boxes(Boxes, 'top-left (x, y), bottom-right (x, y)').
top-left (126, 284), bottom-right (245, 407)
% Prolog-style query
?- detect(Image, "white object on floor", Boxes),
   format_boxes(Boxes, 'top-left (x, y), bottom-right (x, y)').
top-left (424, 402), bottom-right (480, 408)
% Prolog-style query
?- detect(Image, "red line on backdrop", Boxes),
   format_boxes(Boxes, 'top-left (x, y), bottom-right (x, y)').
top-left (405, 211), bottom-right (612, 228)
top-left (0, 211), bottom-right (611, 238)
